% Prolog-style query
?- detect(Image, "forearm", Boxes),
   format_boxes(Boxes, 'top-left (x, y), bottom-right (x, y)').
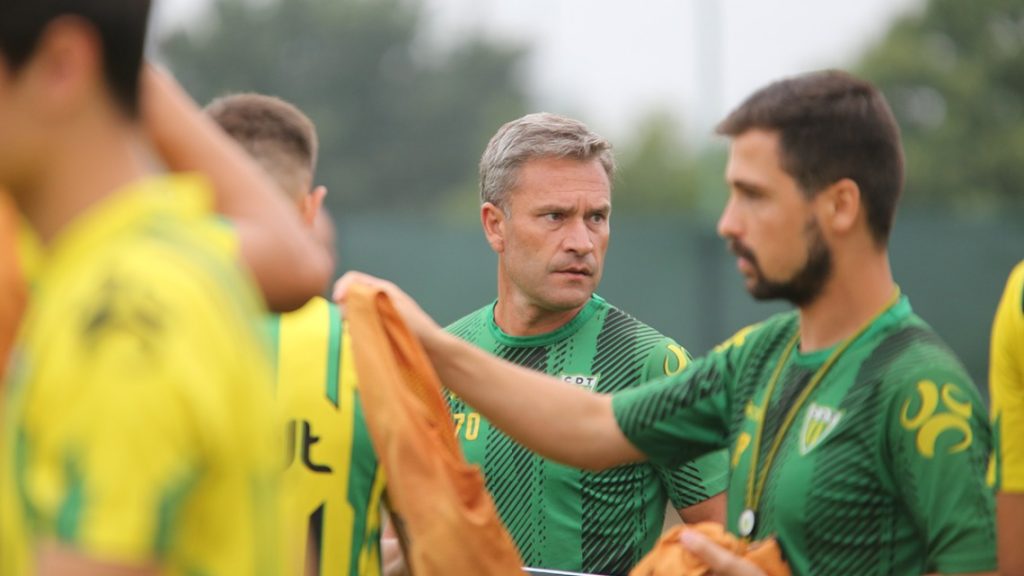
top-left (998, 492), bottom-right (1024, 576)
top-left (678, 492), bottom-right (727, 525)
top-left (142, 67), bottom-right (331, 311)
top-left (423, 328), bottom-right (643, 470)
top-left (36, 542), bottom-right (158, 576)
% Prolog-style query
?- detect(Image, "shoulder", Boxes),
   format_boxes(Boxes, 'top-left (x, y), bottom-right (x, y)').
top-left (865, 319), bottom-right (986, 440)
top-left (869, 317), bottom-right (972, 387)
top-left (597, 298), bottom-right (680, 346)
top-left (132, 227), bottom-right (255, 319)
top-left (1000, 260), bottom-right (1024, 317)
top-left (58, 221), bottom-right (261, 358)
top-left (445, 302), bottom-right (493, 337)
top-left (595, 299), bottom-right (694, 379)
top-left (1009, 260), bottom-right (1024, 292)
top-left (709, 311), bottom-right (798, 357)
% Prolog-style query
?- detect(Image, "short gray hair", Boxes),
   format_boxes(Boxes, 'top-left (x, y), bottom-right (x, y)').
top-left (479, 112), bottom-right (615, 208)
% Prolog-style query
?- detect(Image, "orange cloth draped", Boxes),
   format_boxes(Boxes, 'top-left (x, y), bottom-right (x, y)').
top-left (345, 284), bottom-right (525, 576)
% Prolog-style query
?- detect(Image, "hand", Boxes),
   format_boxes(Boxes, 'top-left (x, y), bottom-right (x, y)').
top-left (332, 271), bottom-right (441, 342)
top-left (680, 531), bottom-right (767, 576)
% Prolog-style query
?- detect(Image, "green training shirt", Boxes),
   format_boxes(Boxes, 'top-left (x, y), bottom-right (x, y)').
top-left (448, 294), bottom-right (729, 575)
top-left (613, 296), bottom-right (996, 575)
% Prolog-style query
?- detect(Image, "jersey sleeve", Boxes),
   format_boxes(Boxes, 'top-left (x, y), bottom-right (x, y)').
top-left (991, 262), bottom-right (1024, 492)
top-left (640, 338), bottom-right (729, 507)
top-left (884, 367), bottom-right (996, 573)
top-left (612, 328), bottom-right (748, 469)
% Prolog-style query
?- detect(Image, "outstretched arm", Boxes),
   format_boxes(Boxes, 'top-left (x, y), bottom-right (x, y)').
top-left (36, 543), bottom-right (157, 576)
top-left (335, 271), bottom-right (644, 470)
top-left (142, 66), bottom-right (332, 311)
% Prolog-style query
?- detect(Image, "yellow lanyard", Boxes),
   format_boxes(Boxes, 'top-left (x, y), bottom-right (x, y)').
top-left (738, 289), bottom-right (901, 539)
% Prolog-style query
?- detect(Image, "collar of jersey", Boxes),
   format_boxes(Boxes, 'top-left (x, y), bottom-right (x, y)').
top-left (27, 173), bottom-right (213, 286)
top-left (790, 294), bottom-right (913, 368)
top-left (487, 293), bottom-right (605, 347)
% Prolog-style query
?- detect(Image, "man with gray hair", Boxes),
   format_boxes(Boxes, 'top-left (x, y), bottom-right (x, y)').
top-left (445, 112), bottom-right (728, 575)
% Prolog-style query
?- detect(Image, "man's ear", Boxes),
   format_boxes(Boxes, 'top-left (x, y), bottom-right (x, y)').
top-left (32, 16), bottom-right (105, 119)
top-left (819, 178), bottom-right (860, 236)
top-left (302, 185), bottom-right (327, 227)
top-left (481, 201), bottom-right (506, 253)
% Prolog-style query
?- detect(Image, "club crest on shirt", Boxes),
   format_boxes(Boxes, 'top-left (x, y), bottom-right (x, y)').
top-left (799, 402), bottom-right (844, 456)
top-left (560, 373), bottom-right (599, 390)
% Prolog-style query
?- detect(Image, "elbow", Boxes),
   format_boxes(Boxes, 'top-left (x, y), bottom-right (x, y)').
top-left (250, 245), bottom-right (334, 313)
top-left (266, 252), bottom-right (333, 312)
top-left (578, 450), bottom-right (636, 472)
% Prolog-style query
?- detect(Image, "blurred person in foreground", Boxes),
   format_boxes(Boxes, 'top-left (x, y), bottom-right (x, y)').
top-left (0, 0), bottom-right (334, 573)
top-left (337, 70), bottom-right (996, 575)
top-left (989, 261), bottom-right (1024, 575)
top-left (0, 192), bottom-right (26, 376)
top-left (206, 92), bottom-right (384, 576)
top-left (417, 112), bottom-right (727, 576)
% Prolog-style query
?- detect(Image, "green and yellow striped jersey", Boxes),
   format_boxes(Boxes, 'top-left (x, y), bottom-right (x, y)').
top-left (269, 296), bottom-right (385, 576)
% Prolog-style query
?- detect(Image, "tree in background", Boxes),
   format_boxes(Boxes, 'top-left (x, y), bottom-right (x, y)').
top-left (859, 0), bottom-right (1024, 216)
top-left (612, 110), bottom-right (701, 214)
top-left (160, 0), bottom-right (528, 214)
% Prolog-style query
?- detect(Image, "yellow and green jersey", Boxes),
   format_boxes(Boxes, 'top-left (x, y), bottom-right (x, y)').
top-left (269, 296), bottom-right (385, 576)
top-left (614, 296), bottom-right (996, 575)
top-left (448, 295), bottom-right (729, 575)
top-left (991, 261), bottom-right (1024, 493)
top-left (0, 175), bottom-right (281, 576)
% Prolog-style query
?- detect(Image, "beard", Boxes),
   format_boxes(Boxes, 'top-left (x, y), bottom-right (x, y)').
top-left (730, 217), bottom-right (833, 307)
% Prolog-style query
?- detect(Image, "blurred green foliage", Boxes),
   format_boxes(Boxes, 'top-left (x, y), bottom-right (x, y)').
top-left (859, 0), bottom-right (1024, 216)
top-left (613, 110), bottom-right (701, 213)
top-left (159, 0), bottom-right (528, 214)
top-left (159, 0), bottom-right (1024, 219)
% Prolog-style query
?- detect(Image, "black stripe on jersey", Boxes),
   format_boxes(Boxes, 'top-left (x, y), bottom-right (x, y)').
top-left (726, 323), bottom-right (797, 448)
top-left (484, 343), bottom-right (550, 566)
top-left (579, 466), bottom-right (650, 575)
top-left (581, 308), bottom-right (666, 574)
top-left (497, 344), bottom-right (548, 372)
top-left (448, 313), bottom-right (485, 343)
top-left (618, 360), bottom-right (727, 444)
top-left (663, 461), bottom-right (712, 507)
top-left (483, 432), bottom-right (538, 562)
top-left (802, 326), bottom-right (925, 572)
top-left (755, 368), bottom-right (813, 518)
top-left (800, 326), bottom-right (989, 573)
top-left (592, 308), bottom-right (665, 394)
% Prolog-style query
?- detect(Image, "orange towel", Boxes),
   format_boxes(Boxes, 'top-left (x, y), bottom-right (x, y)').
top-left (345, 284), bottom-right (525, 576)
top-left (630, 523), bottom-right (790, 576)
top-left (0, 193), bottom-right (25, 377)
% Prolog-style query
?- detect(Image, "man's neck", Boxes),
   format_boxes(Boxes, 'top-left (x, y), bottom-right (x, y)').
top-left (15, 119), bottom-right (150, 246)
top-left (797, 250), bottom-right (896, 352)
top-left (492, 279), bottom-right (588, 337)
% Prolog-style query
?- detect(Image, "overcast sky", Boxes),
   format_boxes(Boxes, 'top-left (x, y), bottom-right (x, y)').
top-left (153, 0), bottom-right (924, 140)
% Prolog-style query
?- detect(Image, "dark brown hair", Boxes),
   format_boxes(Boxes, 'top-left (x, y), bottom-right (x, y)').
top-left (0, 0), bottom-right (151, 116)
top-left (717, 70), bottom-right (904, 245)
